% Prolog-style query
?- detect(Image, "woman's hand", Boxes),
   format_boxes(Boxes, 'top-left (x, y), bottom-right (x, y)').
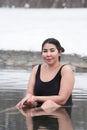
top-left (16, 93), bottom-right (33, 109)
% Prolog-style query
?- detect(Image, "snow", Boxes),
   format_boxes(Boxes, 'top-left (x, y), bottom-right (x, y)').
top-left (0, 8), bottom-right (87, 55)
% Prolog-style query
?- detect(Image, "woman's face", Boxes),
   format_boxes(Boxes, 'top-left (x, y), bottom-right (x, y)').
top-left (42, 43), bottom-right (61, 65)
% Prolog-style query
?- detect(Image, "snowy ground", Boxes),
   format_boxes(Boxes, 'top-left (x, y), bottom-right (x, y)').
top-left (0, 8), bottom-right (87, 55)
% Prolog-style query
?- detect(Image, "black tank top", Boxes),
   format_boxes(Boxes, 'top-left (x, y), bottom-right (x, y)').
top-left (34, 64), bottom-right (72, 106)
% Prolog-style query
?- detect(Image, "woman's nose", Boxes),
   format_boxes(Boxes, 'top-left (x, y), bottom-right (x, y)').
top-left (47, 51), bottom-right (51, 56)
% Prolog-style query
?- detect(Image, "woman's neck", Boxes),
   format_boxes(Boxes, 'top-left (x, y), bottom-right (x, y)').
top-left (44, 62), bottom-right (61, 70)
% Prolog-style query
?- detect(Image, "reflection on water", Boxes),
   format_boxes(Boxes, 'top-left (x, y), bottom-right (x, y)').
top-left (0, 69), bottom-right (87, 130)
top-left (32, 115), bottom-right (59, 130)
top-left (19, 107), bottom-right (73, 130)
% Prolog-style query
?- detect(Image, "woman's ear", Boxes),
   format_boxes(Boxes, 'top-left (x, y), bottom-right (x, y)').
top-left (58, 51), bottom-right (62, 56)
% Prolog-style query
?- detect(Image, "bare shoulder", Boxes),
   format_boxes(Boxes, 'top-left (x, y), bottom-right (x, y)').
top-left (61, 64), bottom-right (73, 74)
top-left (31, 64), bottom-right (39, 74)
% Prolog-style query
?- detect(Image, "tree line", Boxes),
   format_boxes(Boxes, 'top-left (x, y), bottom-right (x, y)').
top-left (0, 0), bottom-right (87, 8)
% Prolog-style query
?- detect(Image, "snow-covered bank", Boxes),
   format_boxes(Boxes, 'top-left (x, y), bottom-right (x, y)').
top-left (0, 8), bottom-right (87, 55)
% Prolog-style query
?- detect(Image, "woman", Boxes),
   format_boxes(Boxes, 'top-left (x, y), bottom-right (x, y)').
top-left (16, 38), bottom-right (74, 109)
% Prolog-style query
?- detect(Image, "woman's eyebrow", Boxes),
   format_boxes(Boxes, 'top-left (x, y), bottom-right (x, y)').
top-left (50, 48), bottom-right (56, 50)
top-left (43, 47), bottom-right (56, 50)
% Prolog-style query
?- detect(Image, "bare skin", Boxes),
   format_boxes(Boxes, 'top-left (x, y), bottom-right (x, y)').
top-left (16, 43), bottom-right (74, 109)
top-left (17, 101), bottom-right (73, 130)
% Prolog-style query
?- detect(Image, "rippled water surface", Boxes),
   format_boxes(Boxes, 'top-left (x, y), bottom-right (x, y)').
top-left (0, 69), bottom-right (87, 130)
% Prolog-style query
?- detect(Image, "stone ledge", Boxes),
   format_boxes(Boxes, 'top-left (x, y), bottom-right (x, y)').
top-left (0, 50), bottom-right (87, 72)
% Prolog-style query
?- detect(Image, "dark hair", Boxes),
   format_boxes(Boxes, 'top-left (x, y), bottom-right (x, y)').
top-left (42, 38), bottom-right (65, 52)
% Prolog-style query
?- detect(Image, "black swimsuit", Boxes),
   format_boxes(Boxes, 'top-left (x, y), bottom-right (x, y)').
top-left (34, 64), bottom-right (72, 106)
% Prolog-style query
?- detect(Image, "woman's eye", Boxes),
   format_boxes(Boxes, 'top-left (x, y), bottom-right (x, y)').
top-left (42, 48), bottom-right (56, 53)
top-left (42, 50), bottom-right (47, 53)
top-left (50, 49), bottom-right (55, 52)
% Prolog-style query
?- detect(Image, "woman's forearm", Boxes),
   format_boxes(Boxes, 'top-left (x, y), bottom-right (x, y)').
top-left (34, 95), bottom-right (66, 105)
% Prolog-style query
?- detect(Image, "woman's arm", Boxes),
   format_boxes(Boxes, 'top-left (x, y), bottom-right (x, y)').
top-left (26, 65), bottom-right (38, 95)
top-left (32, 65), bottom-right (74, 105)
top-left (16, 65), bottom-right (38, 108)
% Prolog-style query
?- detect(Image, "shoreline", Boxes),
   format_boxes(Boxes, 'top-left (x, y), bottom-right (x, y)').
top-left (0, 50), bottom-right (87, 72)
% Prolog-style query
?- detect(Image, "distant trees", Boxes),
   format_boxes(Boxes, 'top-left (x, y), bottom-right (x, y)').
top-left (0, 0), bottom-right (87, 8)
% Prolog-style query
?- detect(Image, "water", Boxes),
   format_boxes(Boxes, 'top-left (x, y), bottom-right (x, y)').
top-left (0, 68), bottom-right (30, 90)
top-left (0, 69), bottom-right (87, 130)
